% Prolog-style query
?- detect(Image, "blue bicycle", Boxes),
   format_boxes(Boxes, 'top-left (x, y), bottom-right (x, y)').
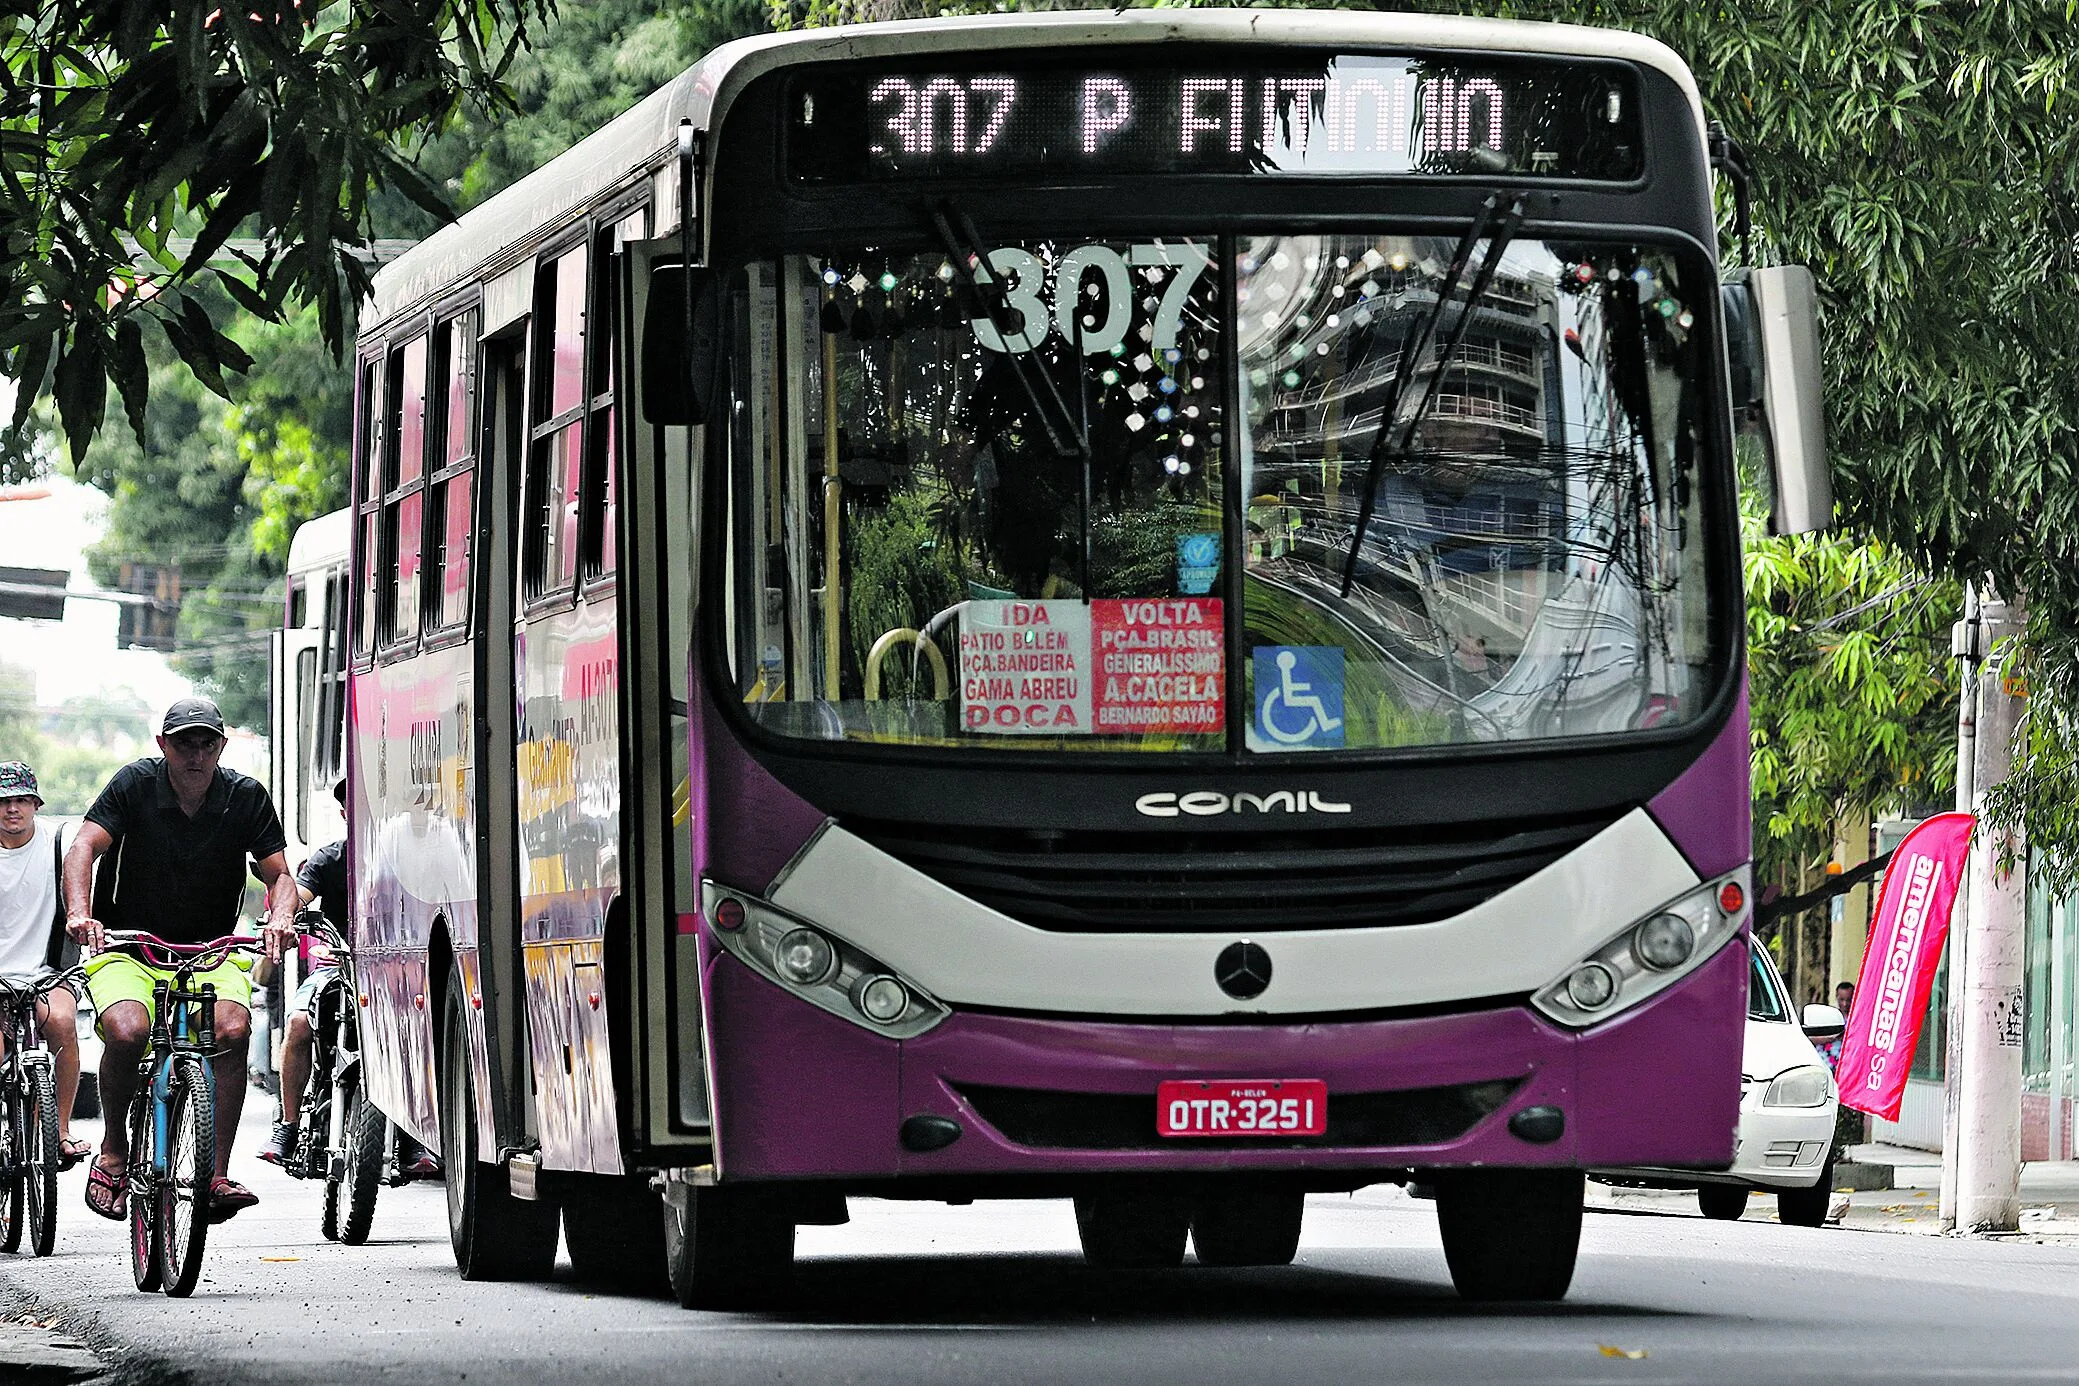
top-left (103, 932), bottom-right (262, 1297)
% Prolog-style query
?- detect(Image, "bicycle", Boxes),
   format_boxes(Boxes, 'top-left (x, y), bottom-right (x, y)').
top-left (274, 909), bottom-right (409, 1244)
top-left (102, 931), bottom-right (264, 1297)
top-left (0, 967), bottom-right (83, 1257)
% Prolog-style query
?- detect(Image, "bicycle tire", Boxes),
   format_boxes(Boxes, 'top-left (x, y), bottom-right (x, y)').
top-left (0, 1079), bottom-right (22, 1254)
top-left (320, 1072), bottom-right (350, 1242)
top-left (341, 1083), bottom-right (384, 1246)
top-left (25, 1066), bottom-right (57, 1257)
top-left (128, 1086), bottom-right (161, 1293)
top-left (157, 1056), bottom-right (215, 1297)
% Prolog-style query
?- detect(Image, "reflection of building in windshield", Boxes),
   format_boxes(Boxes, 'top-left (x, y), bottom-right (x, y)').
top-left (1240, 234), bottom-right (1704, 749)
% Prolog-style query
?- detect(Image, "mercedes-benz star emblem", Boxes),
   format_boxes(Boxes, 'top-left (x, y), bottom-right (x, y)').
top-left (1215, 941), bottom-right (1273, 1000)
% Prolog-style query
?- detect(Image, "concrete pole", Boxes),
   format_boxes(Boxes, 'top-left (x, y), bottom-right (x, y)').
top-left (1953, 592), bottom-right (2026, 1232)
top-left (1939, 583), bottom-right (1979, 1227)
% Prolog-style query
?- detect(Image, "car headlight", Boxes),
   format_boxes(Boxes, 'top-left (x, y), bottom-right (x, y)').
top-left (699, 880), bottom-right (948, 1039)
top-left (1531, 870), bottom-right (1749, 1029)
top-left (1763, 1064), bottom-right (1833, 1108)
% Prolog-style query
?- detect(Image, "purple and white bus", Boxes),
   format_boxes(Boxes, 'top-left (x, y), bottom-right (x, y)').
top-left (318, 9), bottom-right (1829, 1305)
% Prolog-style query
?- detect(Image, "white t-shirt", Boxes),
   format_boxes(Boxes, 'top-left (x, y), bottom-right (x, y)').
top-left (0, 819), bottom-right (60, 976)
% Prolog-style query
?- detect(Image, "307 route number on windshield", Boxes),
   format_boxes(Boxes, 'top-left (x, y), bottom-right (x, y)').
top-left (969, 241), bottom-right (1212, 356)
top-left (1156, 1078), bottom-right (1328, 1137)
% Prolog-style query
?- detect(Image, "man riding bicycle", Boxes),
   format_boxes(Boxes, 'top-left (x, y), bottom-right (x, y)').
top-left (0, 762), bottom-right (87, 1168)
top-left (63, 697), bottom-right (296, 1223)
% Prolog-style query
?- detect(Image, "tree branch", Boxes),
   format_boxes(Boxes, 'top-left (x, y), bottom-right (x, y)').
top-left (1756, 848), bottom-right (1896, 927)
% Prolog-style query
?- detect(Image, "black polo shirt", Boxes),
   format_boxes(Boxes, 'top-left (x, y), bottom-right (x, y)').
top-left (296, 840), bottom-right (348, 930)
top-left (85, 758), bottom-right (288, 944)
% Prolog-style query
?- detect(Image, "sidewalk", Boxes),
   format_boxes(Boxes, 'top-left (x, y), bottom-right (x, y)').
top-left (1591, 1144), bottom-right (2079, 1242)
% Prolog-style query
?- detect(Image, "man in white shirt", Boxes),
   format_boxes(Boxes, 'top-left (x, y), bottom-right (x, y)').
top-left (0, 761), bottom-right (86, 1166)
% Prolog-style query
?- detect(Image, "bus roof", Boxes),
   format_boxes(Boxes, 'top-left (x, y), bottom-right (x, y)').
top-left (370, 10), bottom-right (1704, 325)
top-left (287, 507), bottom-right (351, 576)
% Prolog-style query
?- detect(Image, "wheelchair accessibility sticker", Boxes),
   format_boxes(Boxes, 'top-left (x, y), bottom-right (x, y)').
top-left (1252, 646), bottom-right (1344, 749)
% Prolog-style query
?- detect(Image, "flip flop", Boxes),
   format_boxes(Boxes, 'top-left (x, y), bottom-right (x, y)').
top-left (57, 1138), bottom-right (90, 1170)
top-left (208, 1177), bottom-right (259, 1223)
top-left (84, 1162), bottom-right (124, 1221)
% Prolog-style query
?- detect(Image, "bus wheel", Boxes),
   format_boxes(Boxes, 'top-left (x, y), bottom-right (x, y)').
top-left (1074, 1191), bottom-right (1190, 1269)
top-left (1697, 1184), bottom-right (1750, 1221)
top-left (1190, 1188), bottom-right (1303, 1267)
top-left (1434, 1168), bottom-right (1583, 1302)
top-left (661, 1180), bottom-right (795, 1310)
top-left (565, 1175), bottom-right (669, 1294)
top-left (440, 977), bottom-right (559, 1281)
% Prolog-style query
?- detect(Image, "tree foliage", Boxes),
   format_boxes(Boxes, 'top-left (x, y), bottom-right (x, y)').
top-left (1745, 499), bottom-right (1958, 894)
top-left (77, 303), bottom-right (349, 727)
top-left (0, 0), bottom-right (546, 462)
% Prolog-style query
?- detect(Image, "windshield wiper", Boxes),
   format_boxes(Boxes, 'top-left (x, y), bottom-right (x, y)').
top-left (1337, 193), bottom-right (1525, 598)
top-left (929, 202), bottom-right (1098, 598)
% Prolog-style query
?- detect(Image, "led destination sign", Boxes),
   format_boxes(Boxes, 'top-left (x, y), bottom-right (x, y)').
top-left (787, 55), bottom-right (1641, 182)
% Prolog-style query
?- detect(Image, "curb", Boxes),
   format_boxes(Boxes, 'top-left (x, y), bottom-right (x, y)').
top-left (1832, 1160), bottom-right (1894, 1192)
top-left (0, 1284), bottom-right (194, 1386)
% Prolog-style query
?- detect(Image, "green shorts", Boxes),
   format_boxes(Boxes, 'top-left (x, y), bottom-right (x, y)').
top-left (83, 952), bottom-right (253, 1035)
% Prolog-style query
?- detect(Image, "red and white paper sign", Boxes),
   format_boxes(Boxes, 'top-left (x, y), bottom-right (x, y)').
top-left (1093, 598), bottom-right (1224, 735)
top-left (1837, 811), bottom-right (1975, 1121)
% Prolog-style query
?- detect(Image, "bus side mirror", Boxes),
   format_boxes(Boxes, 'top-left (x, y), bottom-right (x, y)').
top-left (1724, 266), bottom-right (1831, 534)
top-left (640, 261), bottom-right (718, 427)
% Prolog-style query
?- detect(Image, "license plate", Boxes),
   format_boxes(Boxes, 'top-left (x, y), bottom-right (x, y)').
top-left (1156, 1079), bottom-right (1328, 1138)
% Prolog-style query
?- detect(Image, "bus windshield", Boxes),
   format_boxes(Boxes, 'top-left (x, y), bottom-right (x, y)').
top-left (719, 231), bottom-right (1717, 754)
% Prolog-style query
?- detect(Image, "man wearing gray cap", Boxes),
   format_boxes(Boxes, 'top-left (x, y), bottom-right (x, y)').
top-left (63, 696), bottom-right (298, 1224)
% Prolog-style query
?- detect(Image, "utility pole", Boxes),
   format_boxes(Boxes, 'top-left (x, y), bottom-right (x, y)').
top-left (1951, 591), bottom-right (2027, 1232)
top-left (1940, 583), bottom-right (1979, 1228)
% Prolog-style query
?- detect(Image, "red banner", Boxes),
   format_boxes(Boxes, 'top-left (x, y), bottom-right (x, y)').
top-left (1837, 812), bottom-right (1975, 1121)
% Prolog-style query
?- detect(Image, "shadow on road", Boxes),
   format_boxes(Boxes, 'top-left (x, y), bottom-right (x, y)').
top-left (529, 1251), bottom-right (1703, 1328)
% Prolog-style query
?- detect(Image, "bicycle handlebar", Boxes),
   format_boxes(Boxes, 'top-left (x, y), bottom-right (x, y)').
top-left (0, 966), bottom-right (84, 1005)
top-left (101, 931), bottom-right (266, 973)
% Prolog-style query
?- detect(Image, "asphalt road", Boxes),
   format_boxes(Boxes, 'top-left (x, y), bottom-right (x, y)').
top-left (6, 1106), bottom-right (2079, 1386)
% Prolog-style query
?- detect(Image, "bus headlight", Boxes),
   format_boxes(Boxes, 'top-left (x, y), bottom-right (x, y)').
top-left (1531, 870), bottom-right (1748, 1029)
top-left (775, 928), bottom-right (838, 986)
top-left (700, 881), bottom-right (948, 1038)
top-left (1632, 913), bottom-right (1695, 970)
top-left (1763, 1064), bottom-right (1833, 1108)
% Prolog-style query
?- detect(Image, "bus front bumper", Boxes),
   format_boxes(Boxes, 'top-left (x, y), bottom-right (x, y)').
top-left (701, 930), bottom-right (1744, 1185)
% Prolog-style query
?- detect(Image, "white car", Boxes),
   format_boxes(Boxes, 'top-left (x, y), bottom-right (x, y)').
top-left (1595, 939), bottom-right (1843, 1226)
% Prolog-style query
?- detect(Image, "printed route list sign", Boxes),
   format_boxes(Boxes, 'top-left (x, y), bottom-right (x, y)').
top-left (959, 597), bottom-right (1223, 736)
top-left (1094, 598), bottom-right (1224, 734)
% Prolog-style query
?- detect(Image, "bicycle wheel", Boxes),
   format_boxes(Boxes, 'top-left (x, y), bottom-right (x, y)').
top-left (25, 1066), bottom-right (57, 1257)
top-left (128, 1085), bottom-right (161, 1293)
top-left (0, 1079), bottom-right (23, 1254)
top-left (341, 1083), bottom-right (385, 1246)
top-left (156, 1056), bottom-right (215, 1297)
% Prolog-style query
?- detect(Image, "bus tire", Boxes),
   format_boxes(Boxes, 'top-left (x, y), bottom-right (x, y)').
top-left (1074, 1191), bottom-right (1190, 1269)
top-left (440, 976), bottom-right (558, 1281)
top-left (662, 1183), bottom-right (794, 1310)
top-left (1697, 1184), bottom-right (1749, 1221)
top-left (564, 1175), bottom-right (669, 1294)
top-left (1434, 1168), bottom-right (1583, 1302)
top-left (1190, 1188), bottom-right (1303, 1267)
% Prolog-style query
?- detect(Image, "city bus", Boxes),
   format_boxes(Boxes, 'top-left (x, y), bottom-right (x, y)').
top-left (316, 8), bottom-right (1829, 1305)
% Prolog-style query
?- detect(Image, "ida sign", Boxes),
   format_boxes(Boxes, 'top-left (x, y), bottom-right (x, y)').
top-left (959, 600), bottom-right (1092, 734)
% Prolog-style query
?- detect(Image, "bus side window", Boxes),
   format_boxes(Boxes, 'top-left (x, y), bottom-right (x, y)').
top-left (527, 243), bottom-right (587, 602)
top-left (384, 335), bottom-right (430, 648)
top-left (583, 210), bottom-right (645, 581)
top-left (353, 358), bottom-right (382, 660)
top-left (427, 309), bottom-right (478, 631)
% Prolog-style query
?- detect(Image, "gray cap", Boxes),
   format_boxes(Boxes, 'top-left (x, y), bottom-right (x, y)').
top-left (161, 696), bottom-right (226, 738)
